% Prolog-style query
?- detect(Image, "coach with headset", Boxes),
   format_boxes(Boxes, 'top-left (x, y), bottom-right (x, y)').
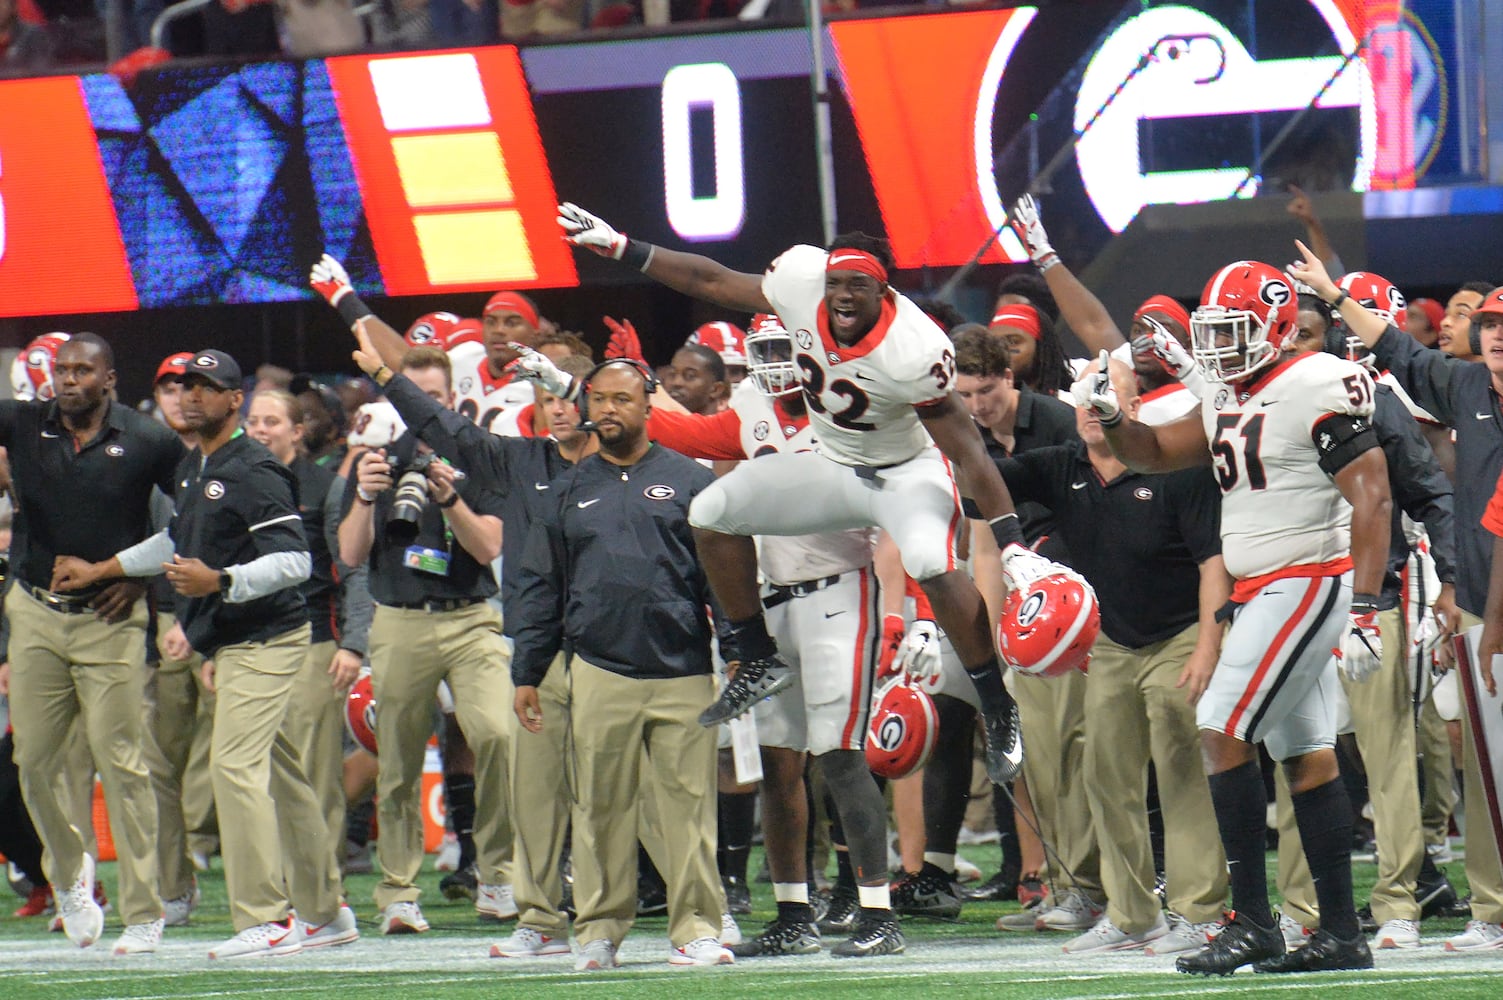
top-left (336, 345), bottom-right (515, 935)
top-left (509, 357), bottom-right (733, 969)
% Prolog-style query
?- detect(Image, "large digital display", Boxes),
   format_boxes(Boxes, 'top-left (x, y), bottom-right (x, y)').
top-left (0, 1), bottom-right (1474, 319)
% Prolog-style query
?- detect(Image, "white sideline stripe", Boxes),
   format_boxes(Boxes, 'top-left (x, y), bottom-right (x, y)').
top-left (1050, 974), bottom-right (1503, 1000)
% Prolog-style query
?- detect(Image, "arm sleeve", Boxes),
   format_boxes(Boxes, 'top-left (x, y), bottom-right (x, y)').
top-left (153, 434), bottom-right (188, 497)
top-left (1370, 324), bottom-right (1462, 424)
top-left (384, 373), bottom-right (510, 489)
top-left (224, 552), bottom-right (312, 602)
top-left (509, 512), bottom-right (567, 688)
top-left (326, 475), bottom-right (373, 654)
top-left (1375, 394), bottom-right (1458, 585)
top-left (116, 529), bottom-right (175, 576)
top-left (960, 450), bottom-right (1056, 519)
top-left (647, 407), bottom-right (746, 461)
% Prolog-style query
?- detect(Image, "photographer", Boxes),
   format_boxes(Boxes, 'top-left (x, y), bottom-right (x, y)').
top-left (336, 346), bottom-right (514, 935)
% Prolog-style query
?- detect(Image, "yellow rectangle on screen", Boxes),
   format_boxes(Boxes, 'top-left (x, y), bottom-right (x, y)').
top-left (414, 210), bottom-right (537, 284)
top-left (392, 133), bottom-right (512, 208)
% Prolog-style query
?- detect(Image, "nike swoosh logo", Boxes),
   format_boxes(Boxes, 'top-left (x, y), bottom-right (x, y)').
top-left (1071, 482), bottom-right (1087, 490)
top-left (827, 253), bottom-right (869, 267)
top-left (854, 372), bottom-right (875, 381)
top-left (41, 430), bottom-right (58, 438)
top-left (1259, 400), bottom-right (1279, 407)
top-left (534, 482), bottom-right (549, 490)
top-left (1477, 413), bottom-right (1492, 420)
top-left (268, 928), bottom-right (292, 947)
top-left (577, 498), bottom-right (600, 509)
top-left (824, 610), bottom-right (845, 619)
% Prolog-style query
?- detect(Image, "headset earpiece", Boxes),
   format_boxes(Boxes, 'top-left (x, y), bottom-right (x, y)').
top-left (575, 358), bottom-right (660, 434)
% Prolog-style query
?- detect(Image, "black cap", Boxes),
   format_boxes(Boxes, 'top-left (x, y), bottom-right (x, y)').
top-left (185, 349), bottom-right (243, 391)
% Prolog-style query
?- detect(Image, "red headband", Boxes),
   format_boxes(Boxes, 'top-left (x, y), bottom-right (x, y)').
top-left (483, 291), bottom-right (539, 330)
top-left (826, 248), bottom-right (888, 284)
top-left (990, 304), bottom-right (1041, 340)
top-left (1133, 294), bottom-right (1191, 334)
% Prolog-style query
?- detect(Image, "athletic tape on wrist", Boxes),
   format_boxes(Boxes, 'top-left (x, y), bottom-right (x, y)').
top-left (336, 292), bottom-right (374, 327)
top-left (989, 512), bottom-right (1024, 549)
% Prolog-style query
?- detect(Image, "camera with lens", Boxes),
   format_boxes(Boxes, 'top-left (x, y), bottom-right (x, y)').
top-left (386, 452), bottom-right (438, 537)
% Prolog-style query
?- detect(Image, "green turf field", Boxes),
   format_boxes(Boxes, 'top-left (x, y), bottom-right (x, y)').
top-left (3, 847), bottom-right (1502, 999)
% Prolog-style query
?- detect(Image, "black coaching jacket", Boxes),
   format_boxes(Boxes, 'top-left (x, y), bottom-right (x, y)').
top-left (509, 443), bottom-right (717, 688)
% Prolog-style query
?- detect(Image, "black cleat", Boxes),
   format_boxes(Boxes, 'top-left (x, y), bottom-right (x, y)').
top-left (729, 914), bottom-right (821, 957)
top-left (1356, 904), bottom-right (1378, 935)
top-left (831, 911), bottom-right (905, 957)
top-left (1418, 871), bottom-right (1465, 920)
top-left (817, 887), bottom-right (860, 935)
top-left (699, 655), bottom-right (795, 726)
top-left (891, 864), bottom-right (962, 920)
top-left (1175, 913), bottom-right (1284, 976)
top-left (439, 865), bottom-right (478, 901)
top-left (637, 879), bottom-right (668, 917)
top-left (981, 702), bottom-right (1024, 784)
top-left (723, 876), bottom-right (752, 916)
top-left (963, 862), bottom-right (1020, 903)
top-left (1253, 928), bottom-right (1374, 973)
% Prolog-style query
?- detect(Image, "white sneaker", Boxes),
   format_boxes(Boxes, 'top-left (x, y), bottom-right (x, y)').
top-left (163, 882), bottom-right (201, 927)
top-left (1444, 920), bottom-right (1503, 952)
top-left (720, 912), bottom-right (742, 946)
top-left (1372, 917), bottom-right (1420, 950)
top-left (301, 905), bottom-right (359, 948)
top-left (490, 926), bottom-right (571, 958)
top-left (209, 919), bottom-right (303, 959)
top-left (476, 883), bottom-right (518, 921)
top-left (379, 901), bottom-right (430, 935)
top-left (669, 935), bottom-right (735, 966)
top-left (58, 855), bottom-right (104, 948)
top-left (1279, 913), bottom-right (1313, 950)
top-left (113, 918), bottom-right (164, 955)
top-left (1144, 912), bottom-right (1219, 956)
top-left (1037, 890), bottom-right (1104, 931)
top-left (574, 937), bottom-right (619, 970)
top-left (1062, 913), bottom-right (1168, 954)
top-left (434, 832), bottom-right (461, 872)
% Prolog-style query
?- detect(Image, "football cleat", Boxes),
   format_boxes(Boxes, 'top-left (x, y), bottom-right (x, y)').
top-left (865, 677), bottom-right (939, 779)
top-left (344, 672), bottom-right (378, 755)
top-left (981, 701), bottom-right (1025, 785)
top-left (1175, 912), bottom-right (1283, 976)
top-left (729, 913), bottom-right (821, 957)
top-left (890, 864), bottom-right (962, 920)
top-left (818, 887), bottom-right (860, 935)
top-left (440, 864), bottom-right (478, 901)
top-left (1253, 928), bottom-right (1374, 972)
top-left (14, 884), bottom-right (53, 918)
top-left (699, 655), bottom-right (795, 726)
top-left (722, 875), bottom-right (752, 916)
top-left (831, 912), bottom-right (905, 957)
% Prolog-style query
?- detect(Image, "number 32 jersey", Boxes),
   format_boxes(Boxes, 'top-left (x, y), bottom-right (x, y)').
top-left (762, 245), bottom-right (954, 468)
top-left (1200, 351), bottom-right (1376, 584)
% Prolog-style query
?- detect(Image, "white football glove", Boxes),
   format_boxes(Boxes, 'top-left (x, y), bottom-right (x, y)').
top-left (1001, 543), bottom-right (1062, 592)
top-left (898, 619), bottom-right (943, 682)
top-left (1134, 314), bottom-right (1195, 379)
top-left (1336, 602), bottom-right (1383, 683)
top-left (557, 202), bottom-right (628, 259)
top-left (1068, 349), bottom-right (1121, 425)
top-left (504, 342), bottom-right (577, 401)
top-left (309, 253), bottom-right (354, 307)
top-left (1008, 194), bottom-right (1059, 270)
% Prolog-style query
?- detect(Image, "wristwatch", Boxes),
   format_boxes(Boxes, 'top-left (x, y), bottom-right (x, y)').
top-left (218, 571), bottom-right (233, 597)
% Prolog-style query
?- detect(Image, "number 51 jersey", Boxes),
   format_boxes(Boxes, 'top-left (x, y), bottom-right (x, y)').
top-left (1200, 351), bottom-right (1376, 585)
top-left (762, 245), bottom-right (955, 468)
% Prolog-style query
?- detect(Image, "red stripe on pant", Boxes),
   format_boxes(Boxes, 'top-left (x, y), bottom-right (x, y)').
top-left (839, 568), bottom-right (874, 750)
top-left (1223, 577), bottom-right (1323, 738)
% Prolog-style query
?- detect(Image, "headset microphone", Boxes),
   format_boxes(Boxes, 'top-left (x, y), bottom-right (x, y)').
top-left (574, 358), bottom-right (660, 434)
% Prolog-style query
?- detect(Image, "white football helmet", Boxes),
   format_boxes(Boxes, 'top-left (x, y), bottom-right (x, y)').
top-left (11, 332), bottom-right (71, 401)
top-left (743, 313), bottom-right (799, 397)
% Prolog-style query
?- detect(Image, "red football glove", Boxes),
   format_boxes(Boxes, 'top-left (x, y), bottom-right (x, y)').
top-left (876, 613), bottom-right (905, 681)
top-left (603, 316), bottom-right (645, 363)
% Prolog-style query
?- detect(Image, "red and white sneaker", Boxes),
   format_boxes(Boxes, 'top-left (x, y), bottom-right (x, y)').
top-left (209, 918), bottom-right (304, 959)
top-left (57, 855), bottom-right (105, 948)
top-left (300, 905), bottom-right (360, 949)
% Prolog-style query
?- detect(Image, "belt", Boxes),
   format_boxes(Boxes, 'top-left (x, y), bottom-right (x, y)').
top-left (383, 596), bottom-right (487, 614)
top-left (24, 583), bottom-right (95, 615)
top-left (762, 574), bottom-right (844, 611)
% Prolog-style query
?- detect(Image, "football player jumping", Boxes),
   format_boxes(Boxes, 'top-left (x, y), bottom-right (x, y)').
top-left (1089, 259), bottom-right (1392, 975)
top-left (553, 203), bottom-right (1073, 789)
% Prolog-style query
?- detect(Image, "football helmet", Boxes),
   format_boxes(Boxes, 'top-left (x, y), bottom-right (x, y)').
top-left (688, 321), bottom-right (748, 369)
top-left (405, 312), bottom-right (483, 353)
top-left (1191, 261), bottom-right (1296, 381)
top-left (1338, 271), bottom-right (1407, 331)
top-left (345, 672), bottom-right (378, 755)
top-left (865, 676), bottom-right (938, 779)
top-left (11, 332), bottom-right (70, 401)
top-left (743, 313), bottom-right (799, 397)
top-left (346, 399), bottom-right (406, 449)
top-left (997, 570), bottom-right (1100, 677)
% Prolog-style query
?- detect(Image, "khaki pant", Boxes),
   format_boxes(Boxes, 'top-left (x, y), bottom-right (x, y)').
top-left (144, 612), bottom-right (211, 901)
top-left (1084, 627), bottom-right (1226, 931)
top-left (1418, 695), bottom-right (1455, 849)
top-left (8, 588), bottom-right (161, 925)
top-left (212, 624), bottom-right (341, 931)
top-left (1457, 609), bottom-right (1503, 923)
top-left (370, 602), bottom-right (513, 909)
top-left (570, 657), bottom-right (720, 949)
top-left (1014, 667), bottom-right (1099, 896)
top-left (509, 651), bottom-right (571, 935)
top-left (285, 639), bottom-right (347, 879)
top-left (500, 0), bottom-right (584, 38)
top-left (1279, 610), bottom-right (1426, 923)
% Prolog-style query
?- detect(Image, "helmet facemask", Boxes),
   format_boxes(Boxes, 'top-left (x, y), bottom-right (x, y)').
top-left (744, 318), bottom-right (800, 398)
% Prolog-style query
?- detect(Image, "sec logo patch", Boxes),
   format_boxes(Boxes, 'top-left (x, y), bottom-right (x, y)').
top-left (795, 329), bottom-right (814, 350)
top-left (752, 421), bottom-right (770, 441)
top-left (204, 480), bottom-right (226, 500)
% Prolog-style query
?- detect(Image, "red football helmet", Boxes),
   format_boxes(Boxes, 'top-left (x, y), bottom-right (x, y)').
top-left (1191, 261), bottom-right (1297, 381)
top-left (345, 672), bottom-right (378, 755)
top-left (865, 676), bottom-right (938, 779)
top-left (997, 571), bottom-right (1100, 677)
top-left (11, 332), bottom-right (70, 401)
top-left (405, 312), bottom-right (482, 353)
top-left (1338, 271), bottom-right (1407, 331)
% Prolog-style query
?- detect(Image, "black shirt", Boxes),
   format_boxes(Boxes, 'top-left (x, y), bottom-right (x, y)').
top-left (978, 388), bottom-right (1079, 564)
top-left (342, 431), bottom-right (504, 606)
top-left (1371, 325), bottom-right (1502, 615)
top-left (170, 433), bottom-right (308, 656)
top-left (381, 373), bottom-right (577, 631)
top-left (511, 444), bottom-right (717, 687)
top-left (998, 441), bottom-right (1222, 649)
top-left (0, 399), bottom-right (183, 593)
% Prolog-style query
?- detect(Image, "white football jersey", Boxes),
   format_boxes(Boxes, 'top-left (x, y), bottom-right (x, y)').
top-left (728, 380), bottom-right (876, 585)
top-left (1138, 381), bottom-right (1200, 426)
top-left (1377, 369), bottom-right (1443, 426)
top-left (762, 245), bottom-right (954, 467)
top-left (1200, 352), bottom-right (1377, 581)
top-left (452, 357), bottom-right (535, 437)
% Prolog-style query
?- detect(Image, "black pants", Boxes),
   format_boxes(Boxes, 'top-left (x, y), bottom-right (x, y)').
top-left (0, 732), bottom-right (46, 887)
